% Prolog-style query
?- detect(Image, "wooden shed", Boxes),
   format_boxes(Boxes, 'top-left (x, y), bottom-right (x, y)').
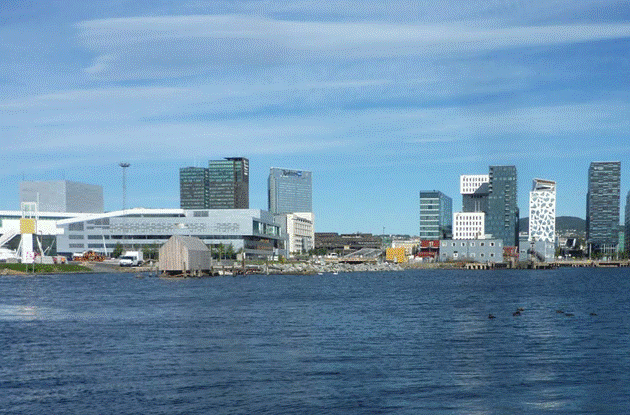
top-left (159, 235), bottom-right (212, 276)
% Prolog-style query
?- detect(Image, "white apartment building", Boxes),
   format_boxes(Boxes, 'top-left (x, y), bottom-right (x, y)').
top-left (274, 212), bottom-right (315, 257)
top-left (453, 212), bottom-right (485, 240)
top-left (460, 175), bottom-right (489, 194)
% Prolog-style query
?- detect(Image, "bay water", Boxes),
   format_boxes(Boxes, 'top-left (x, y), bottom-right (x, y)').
top-left (1, 267), bottom-right (629, 414)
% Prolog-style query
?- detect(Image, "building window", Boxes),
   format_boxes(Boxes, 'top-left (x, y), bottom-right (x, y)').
top-left (69, 223), bottom-right (84, 231)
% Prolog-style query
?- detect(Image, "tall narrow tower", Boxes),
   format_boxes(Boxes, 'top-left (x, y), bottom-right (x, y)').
top-left (207, 157), bottom-right (249, 209)
top-left (487, 165), bottom-right (519, 247)
top-left (529, 179), bottom-right (556, 243)
top-left (587, 161), bottom-right (621, 255)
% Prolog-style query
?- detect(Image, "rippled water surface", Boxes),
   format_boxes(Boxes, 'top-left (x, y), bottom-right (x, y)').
top-left (1, 268), bottom-right (630, 414)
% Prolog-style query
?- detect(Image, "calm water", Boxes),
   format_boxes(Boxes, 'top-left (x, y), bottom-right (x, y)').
top-left (1, 268), bottom-right (629, 414)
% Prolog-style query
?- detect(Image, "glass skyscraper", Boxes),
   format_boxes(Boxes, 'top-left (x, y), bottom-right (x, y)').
top-left (625, 191), bottom-right (630, 256)
top-left (180, 167), bottom-right (209, 209)
top-left (587, 161), bottom-right (621, 254)
top-left (419, 191), bottom-right (452, 239)
top-left (486, 165), bottom-right (519, 247)
top-left (179, 158), bottom-right (249, 209)
top-left (208, 158), bottom-right (249, 209)
top-left (268, 168), bottom-right (312, 214)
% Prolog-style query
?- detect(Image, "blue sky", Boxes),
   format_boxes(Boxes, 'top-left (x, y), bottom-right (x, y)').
top-left (1, 0), bottom-right (629, 234)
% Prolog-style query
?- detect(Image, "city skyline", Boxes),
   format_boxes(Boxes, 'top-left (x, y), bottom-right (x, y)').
top-left (1, 1), bottom-right (629, 234)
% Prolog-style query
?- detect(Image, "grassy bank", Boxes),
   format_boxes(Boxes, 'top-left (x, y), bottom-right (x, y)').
top-left (0, 263), bottom-right (92, 274)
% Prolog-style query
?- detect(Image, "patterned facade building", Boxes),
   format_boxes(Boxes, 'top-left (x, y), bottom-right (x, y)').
top-left (529, 179), bottom-right (556, 243)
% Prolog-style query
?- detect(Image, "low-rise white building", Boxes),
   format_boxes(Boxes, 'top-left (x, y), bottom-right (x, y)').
top-left (274, 212), bottom-right (314, 257)
top-left (55, 208), bottom-right (283, 259)
top-left (439, 239), bottom-right (504, 263)
top-left (453, 212), bottom-right (485, 240)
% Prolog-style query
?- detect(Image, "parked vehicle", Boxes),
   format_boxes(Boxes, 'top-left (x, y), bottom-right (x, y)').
top-left (119, 251), bottom-right (144, 267)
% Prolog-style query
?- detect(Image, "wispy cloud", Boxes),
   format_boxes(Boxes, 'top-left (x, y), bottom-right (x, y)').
top-left (75, 15), bottom-right (630, 80)
top-left (1, 1), bottom-right (629, 225)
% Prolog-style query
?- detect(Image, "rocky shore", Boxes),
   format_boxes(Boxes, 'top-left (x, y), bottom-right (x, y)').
top-left (265, 261), bottom-right (404, 275)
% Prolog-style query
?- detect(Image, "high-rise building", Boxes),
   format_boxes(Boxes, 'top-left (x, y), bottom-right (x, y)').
top-left (268, 168), bottom-right (312, 214)
top-left (625, 191), bottom-right (630, 256)
top-left (180, 167), bottom-right (209, 209)
top-left (486, 165), bottom-right (519, 247)
top-left (529, 179), bottom-right (556, 243)
top-left (419, 191), bottom-right (452, 239)
top-left (587, 161), bottom-right (621, 254)
top-left (20, 180), bottom-right (103, 213)
top-left (461, 175), bottom-right (490, 213)
top-left (179, 158), bottom-right (249, 209)
top-left (208, 157), bottom-right (249, 209)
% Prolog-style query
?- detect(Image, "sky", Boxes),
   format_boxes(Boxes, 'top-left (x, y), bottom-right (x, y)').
top-left (1, 0), bottom-right (629, 235)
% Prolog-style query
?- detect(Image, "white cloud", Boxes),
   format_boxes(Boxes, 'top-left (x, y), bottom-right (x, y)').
top-left (75, 14), bottom-right (630, 80)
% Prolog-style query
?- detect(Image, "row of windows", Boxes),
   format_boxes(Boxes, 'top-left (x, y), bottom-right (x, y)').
top-left (447, 252), bottom-right (495, 258)
top-left (442, 241), bottom-right (496, 247)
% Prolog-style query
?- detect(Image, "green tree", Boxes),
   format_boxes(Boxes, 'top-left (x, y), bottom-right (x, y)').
top-left (225, 244), bottom-right (235, 260)
top-left (112, 242), bottom-right (123, 258)
top-left (142, 244), bottom-right (159, 260)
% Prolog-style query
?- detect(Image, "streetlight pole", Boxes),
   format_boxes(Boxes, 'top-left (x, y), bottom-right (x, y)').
top-left (119, 162), bottom-right (130, 251)
top-left (119, 162), bottom-right (130, 211)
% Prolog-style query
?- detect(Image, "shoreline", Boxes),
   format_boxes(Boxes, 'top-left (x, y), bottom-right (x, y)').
top-left (2, 259), bottom-right (626, 277)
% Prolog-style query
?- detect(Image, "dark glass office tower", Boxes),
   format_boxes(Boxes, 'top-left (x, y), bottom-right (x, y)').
top-left (179, 158), bottom-right (249, 209)
top-left (419, 191), bottom-right (452, 239)
top-left (268, 168), bottom-right (312, 214)
top-left (625, 191), bottom-right (630, 256)
top-left (586, 161), bottom-right (621, 254)
top-left (180, 167), bottom-right (209, 209)
top-left (208, 157), bottom-right (249, 209)
top-left (462, 182), bottom-right (489, 213)
top-left (486, 165), bottom-right (519, 247)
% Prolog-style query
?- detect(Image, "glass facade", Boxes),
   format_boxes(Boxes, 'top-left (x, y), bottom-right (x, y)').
top-left (587, 161), bottom-right (621, 252)
top-left (419, 191), bottom-right (452, 239)
top-left (180, 167), bottom-right (209, 209)
top-left (268, 168), bottom-right (312, 214)
top-left (486, 166), bottom-right (519, 247)
top-left (208, 158), bottom-right (249, 209)
top-left (179, 158), bottom-right (249, 210)
top-left (462, 182), bottom-right (489, 213)
top-left (626, 191), bottom-right (630, 255)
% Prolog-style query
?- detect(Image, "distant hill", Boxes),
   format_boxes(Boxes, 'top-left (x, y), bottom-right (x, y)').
top-left (519, 216), bottom-right (586, 234)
